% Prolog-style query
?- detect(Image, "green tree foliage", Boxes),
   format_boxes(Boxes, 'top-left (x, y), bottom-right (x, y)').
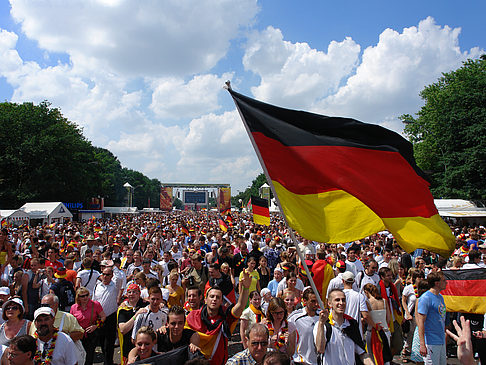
top-left (231, 173), bottom-right (270, 207)
top-left (0, 101), bottom-right (161, 209)
top-left (401, 56), bottom-right (486, 200)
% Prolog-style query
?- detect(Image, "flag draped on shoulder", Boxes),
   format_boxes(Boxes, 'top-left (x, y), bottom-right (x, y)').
top-left (442, 269), bottom-right (486, 314)
top-left (250, 195), bottom-right (270, 226)
top-left (228, 88), bottom-right (454, 257)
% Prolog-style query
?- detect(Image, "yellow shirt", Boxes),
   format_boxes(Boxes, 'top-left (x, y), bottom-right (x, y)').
top-left (166, 285), bottom-right (184, 308)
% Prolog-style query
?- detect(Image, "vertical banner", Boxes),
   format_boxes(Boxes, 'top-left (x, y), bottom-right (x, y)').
top-left (160, 187), bottom-right (173, 211)
top-left (218, 187), bottom-right (231, 213)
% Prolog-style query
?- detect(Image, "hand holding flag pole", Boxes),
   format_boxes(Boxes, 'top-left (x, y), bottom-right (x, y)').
top-left (226, 81), bottom-right (325, 310)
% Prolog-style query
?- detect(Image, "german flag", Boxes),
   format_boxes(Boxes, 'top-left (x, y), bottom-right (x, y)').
top-left (180, 224), bottom-right (189, 236)
top-left (250, 196), bottom-right (270, 226)
top-left (442, 269), bottom-right (486, 314)
top-left (218, 216), bottom-right (228, 232)
top-left (311, 259), bottom-right (335, 303)
top-left (229, 89), bottom-right (455, 257)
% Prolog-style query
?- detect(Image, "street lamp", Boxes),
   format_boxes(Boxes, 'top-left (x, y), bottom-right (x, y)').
top-left (123, 182), bottom-right (133, 207)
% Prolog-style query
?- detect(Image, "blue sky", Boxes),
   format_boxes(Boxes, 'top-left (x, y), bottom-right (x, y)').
top-left (0, 0), bottom-right (484, 194)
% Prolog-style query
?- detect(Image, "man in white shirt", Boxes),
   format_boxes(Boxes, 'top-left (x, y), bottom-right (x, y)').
top-left (355, 260), bottom-right (380, 293)
top-left (93, 267), bottom-right (118, 365)
top-left (345, 246), bottom-right (365, 276)
top-left (132, 286), bottom-right (168, 342)
top-left (342, 271), bottom-right (370, 337)
top-left (288, 288), bottom-right (320, 364)
top-left (75, 257), bottom-right (100, 295)
top-left (33, 307), bottom-right (78, 365)
top-left (314, 289), bottom-right (374, 365)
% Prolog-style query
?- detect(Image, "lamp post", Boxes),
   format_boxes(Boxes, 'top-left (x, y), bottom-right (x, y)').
top-left (123, 182), bottom-right (133, 207)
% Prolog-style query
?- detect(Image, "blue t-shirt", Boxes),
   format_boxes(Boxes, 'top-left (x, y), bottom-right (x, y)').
top-left (417, 290), bottom-right (446, 345)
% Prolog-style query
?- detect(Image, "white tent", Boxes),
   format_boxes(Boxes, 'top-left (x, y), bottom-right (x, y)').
top-left (434, 199), bottom-right (486, 225)
top-left (0, 209), bottom-right (30, 225)
top-left (104, 207), bottom-right (139, 216)
top-left (20, 202), bottom-right (72, 224)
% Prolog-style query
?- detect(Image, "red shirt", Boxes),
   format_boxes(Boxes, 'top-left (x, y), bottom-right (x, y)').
top-left (45, 260), bottom-right (63, 270)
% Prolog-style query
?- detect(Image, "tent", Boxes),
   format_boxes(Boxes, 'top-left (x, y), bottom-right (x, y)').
top-left (0, 209), bottom-right (30, 226)
top-left (20, 202), bottom-right (73, 224)
top-left (434, 199), bottom-right (486, 225)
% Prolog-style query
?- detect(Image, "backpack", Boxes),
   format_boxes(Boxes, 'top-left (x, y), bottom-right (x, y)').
top-left (318, 316), bottom-right (366, 365)
top-left (58, 279), bottom-right (76, 311)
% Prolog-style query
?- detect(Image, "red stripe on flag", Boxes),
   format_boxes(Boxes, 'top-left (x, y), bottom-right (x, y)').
top-left (442, 279), bottom-right (486, 297)
top-left (252, 205), bottom-right (269, 217)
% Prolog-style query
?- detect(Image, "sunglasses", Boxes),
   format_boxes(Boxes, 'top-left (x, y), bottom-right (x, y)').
top-left (5, 306), bottom-right (19, 311)
top-left (78, 294), bottom-right (89, 298)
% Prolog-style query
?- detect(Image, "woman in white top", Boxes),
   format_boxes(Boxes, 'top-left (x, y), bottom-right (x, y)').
top-left (363, 283), bottom-right (392, 365)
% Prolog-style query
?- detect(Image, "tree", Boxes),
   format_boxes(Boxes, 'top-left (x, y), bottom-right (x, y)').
top-left (231, 173), bottom-right (270, 207)
top-left (401, 55), bottom-right (486, 200)
top-left (0, 101), bottom-right (99, 208)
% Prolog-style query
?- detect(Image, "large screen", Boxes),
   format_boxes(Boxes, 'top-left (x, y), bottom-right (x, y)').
top-left (183, 191), bottom-right (208, 205)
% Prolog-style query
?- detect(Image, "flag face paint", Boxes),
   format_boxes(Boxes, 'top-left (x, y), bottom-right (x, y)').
top-left (229, 89), bottom-right (454, 256)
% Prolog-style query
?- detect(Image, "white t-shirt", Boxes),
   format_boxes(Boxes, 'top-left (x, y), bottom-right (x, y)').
top-left (76, 269), bottom-right (100, 295)
top-left (345, 260), bottom-right (364, 276)
top-left (343, 288), bottom-right (368, 335)
top-left (355, 272), bottom-right (380, 292)
top-left (131, 306), bottom-right (168, 340)
top-left (288, 308), bottom-right (319, 365)
top-left (402, 284), bottom-right (417, 314)
top-left (37, 330), bottom-right (78, 365)
top-left (126, 264), bottom-right (143, 277)
top-left (276, 277), bottom-right (305, 294)
top-left (313, 317), bottom-right (365, 365)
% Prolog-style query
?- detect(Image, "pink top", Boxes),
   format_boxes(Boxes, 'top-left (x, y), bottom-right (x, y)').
top-left (70, 300), bottom-right (103, 329)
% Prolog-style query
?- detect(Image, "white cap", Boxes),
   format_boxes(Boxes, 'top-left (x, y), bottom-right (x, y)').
top-left (0, 287), bottom-right (10, 296)
top-left (342, 271), bottom-right (355, 283)
top-left (34, 307), bottom-right (55, 320)
top-left (2, 297), bottom-right (24, 313)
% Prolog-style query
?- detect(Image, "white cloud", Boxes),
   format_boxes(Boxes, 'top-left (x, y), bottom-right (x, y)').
top-left (149, 72), bottom-right (233, 119)
top-left (243, 26), bottom-right (361, 109)
top-left (315, 17), bottom-right (484, 131)
top-left (9, 0), bottom-right (259, 77)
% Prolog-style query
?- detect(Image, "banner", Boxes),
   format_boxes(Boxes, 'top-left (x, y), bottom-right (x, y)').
top-left (160, 187), bottom-right (173, 211)
top-left (218, 187), bottom-right (231, 213)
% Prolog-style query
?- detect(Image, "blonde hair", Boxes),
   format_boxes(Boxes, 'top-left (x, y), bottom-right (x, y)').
top-left (75, 287), bottom-right (90, 304)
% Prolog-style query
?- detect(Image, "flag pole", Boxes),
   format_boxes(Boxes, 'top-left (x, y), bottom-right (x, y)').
top-left (225, 81), bottom-right (325, 310)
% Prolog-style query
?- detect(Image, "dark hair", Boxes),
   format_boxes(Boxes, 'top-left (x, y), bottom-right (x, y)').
top-left (263, 351), bottom-right (291, 365)
top-left (209, 263), bottom-right (221, 271)
top-left (9, 334), bottom-right (37, 359)
top-left (148, 286), bottom-right (162, 297)
top-left (187, 286), bottom-right (202, 296)
top-left (168, 305), bottom-right (185, 318)
top-left (146, 278), bottom-right (160, 290)
top-left (302, 287), bottom-right (315, 301)
top-left (468, 250), bottom-right (481, 262)
top-left (205, 285), bottom-right (223, 298)
top-left (364, 259), bottom-right (377, 269)
top-left (427, 271), bottom-right (444, 288)
top-left (249, 290), bottom-right (260, 299)
top-left (266, 298), bottom-right (287, 323)
top-left (378, 267), bottom-right (391, 279)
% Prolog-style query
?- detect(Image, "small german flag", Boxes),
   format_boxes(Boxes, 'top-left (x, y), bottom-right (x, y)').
top-left (442, 268), bottom-right (486, 314)
top-left (226, 214), bottom-right (233, 227)
top-left (250, 196), bottom-right (270, 226)
top-left (218, 216), bottom-right (228, 232)
top-left (181, 224), bottom-right (189, 236)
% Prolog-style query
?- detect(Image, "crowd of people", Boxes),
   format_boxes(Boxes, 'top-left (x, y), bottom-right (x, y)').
top-left (0, 210), bottom-right (484, 365)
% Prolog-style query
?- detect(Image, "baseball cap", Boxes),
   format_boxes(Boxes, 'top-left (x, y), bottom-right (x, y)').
top-left (211, 243), bottom-right (218, 249)
top-left (101, 260), bottom-right (114, 267)
top-left (0, 287), bottom-right (9, 296)
top-left (335, 260), bottom-right (346, 269)
top-left (342, 271), bottom-right (355, 283)
top-left (2, 298), bottom-right (24, 313)
top-left (260, 288), bottom-right (271, 297)
top-left (34, 307), bottom-right (55, 320)
top-left (127, 283), bottom-right (141, 292)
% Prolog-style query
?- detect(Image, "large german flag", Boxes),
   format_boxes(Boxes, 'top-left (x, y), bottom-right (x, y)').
top-left (442, 269), bottom-right (486, 314)
top-left (250, 195), bottom-right (270, 226)
top-left (229, 89), bottom-right (455, 257)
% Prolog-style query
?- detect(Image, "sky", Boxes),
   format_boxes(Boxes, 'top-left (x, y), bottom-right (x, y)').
top-left (0, 0), bottom-right (485, 194)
